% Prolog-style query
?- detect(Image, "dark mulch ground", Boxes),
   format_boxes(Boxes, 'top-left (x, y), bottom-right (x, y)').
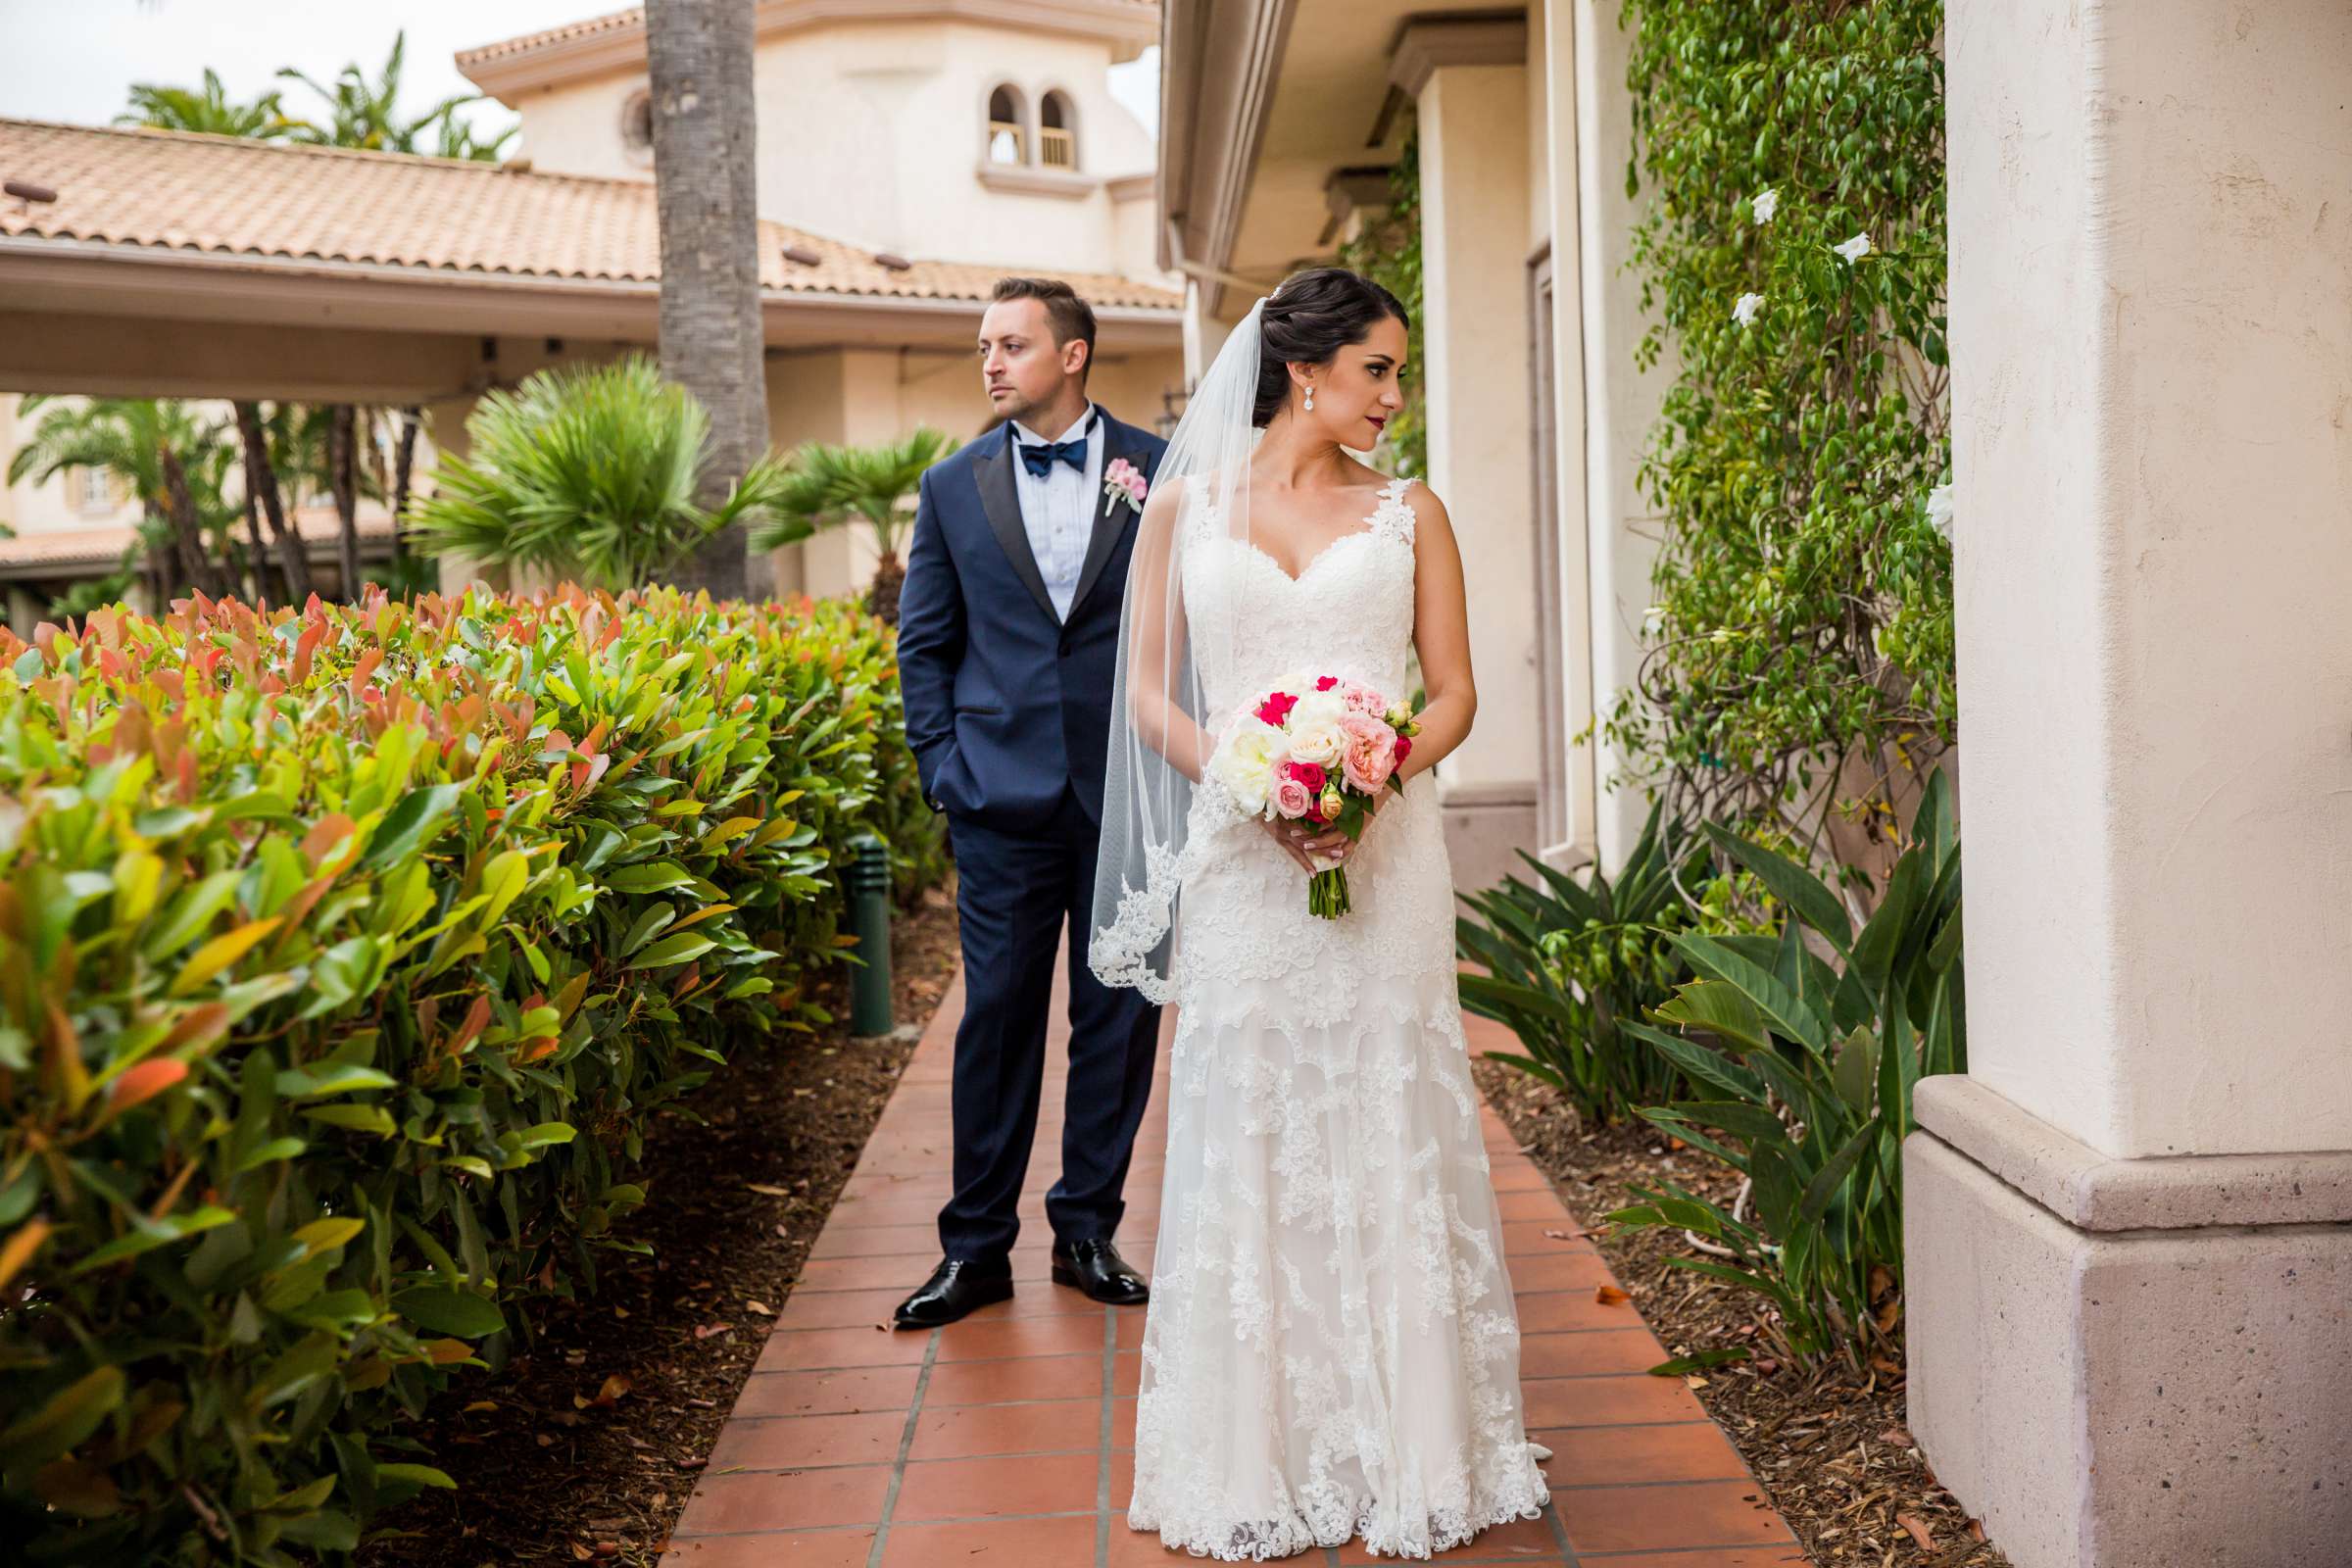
top-left (1472, 1060), bottom-right (2010, 1568)
top-left (359, 884), bottom-right (961, 1568)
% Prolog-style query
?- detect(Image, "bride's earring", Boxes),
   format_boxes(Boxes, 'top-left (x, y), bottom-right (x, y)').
top-left (1303, 384), bottom-right (1315, 412)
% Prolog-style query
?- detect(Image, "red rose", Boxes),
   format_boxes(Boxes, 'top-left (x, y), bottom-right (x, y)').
top-left (1393, 734), bottom-right (1412, 764)
top-left (1315, 675), bottom-right (1339, 691)
top-left (1255, 691), bottom-right (1298, 726)
top-left (1286, 760), bottom-right (1326, 792)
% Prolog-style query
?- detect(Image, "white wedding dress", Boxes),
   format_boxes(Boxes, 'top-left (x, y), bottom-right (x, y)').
top-left (1125, 474), bottom-right (1552, 1560)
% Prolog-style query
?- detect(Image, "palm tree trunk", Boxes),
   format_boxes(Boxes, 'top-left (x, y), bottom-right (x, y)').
top-left (391, 406), bottom-right (421, 565)
top-left (645, 0), bottom-right (764, 601)
top-left (241, 492), bottom-right (271, 602)
top-left (327, 405), bottom-right (362, 597)
top-left (235, 401), bottom-right (314, 604)
top-left (156, 444), bottom-right (225, 601)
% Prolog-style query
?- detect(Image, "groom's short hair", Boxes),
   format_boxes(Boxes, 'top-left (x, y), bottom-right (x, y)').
top-left (991, 276), bottom-right (1097, 382)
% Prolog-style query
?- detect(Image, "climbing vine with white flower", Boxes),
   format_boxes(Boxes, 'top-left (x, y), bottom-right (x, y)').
top-left (1610, 0), bottom-right (1952, 870)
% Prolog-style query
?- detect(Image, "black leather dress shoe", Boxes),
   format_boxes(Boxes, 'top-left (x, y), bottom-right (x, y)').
top-left (893, 1257), bottom-right (1013, 1330)
top-left (1051, 1238), bottom-right (1149, 1305)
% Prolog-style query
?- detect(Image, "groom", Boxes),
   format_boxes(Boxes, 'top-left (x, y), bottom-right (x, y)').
top-left (891, 276), bottom-right (1167, 1328)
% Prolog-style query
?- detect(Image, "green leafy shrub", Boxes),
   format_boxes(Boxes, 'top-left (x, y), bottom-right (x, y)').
top-left (1609, 767), bottom-right (1963, 1368)
top-left (1608, 0), bottom-right (1951, 856)
top-left (1456, 803), bottom-right (1744, 1124)
top-left (0, 584), bottom-right (943, 1563)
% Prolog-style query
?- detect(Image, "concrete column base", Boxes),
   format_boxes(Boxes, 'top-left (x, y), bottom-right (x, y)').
top-left (1439, 779), bottom-right (1537, 896)
top-left (1905, 1078), bottom-right (2352, 1568)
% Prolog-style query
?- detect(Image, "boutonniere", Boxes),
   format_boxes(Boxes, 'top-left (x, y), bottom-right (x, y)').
top-left (1102, 458), bottom-right (1149, 517)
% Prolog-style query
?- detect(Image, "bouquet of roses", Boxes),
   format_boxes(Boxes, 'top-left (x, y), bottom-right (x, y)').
top-left (1205, 672), bottom-right (1422, 918)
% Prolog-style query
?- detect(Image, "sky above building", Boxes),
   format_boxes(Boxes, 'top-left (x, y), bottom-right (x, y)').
top-left (0, 1), bottom-right (1159, 150)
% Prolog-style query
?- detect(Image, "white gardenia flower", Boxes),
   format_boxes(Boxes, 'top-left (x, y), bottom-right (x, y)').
top-left (1926, 481), bottom-right (1954, 540)
top-left (1750, 188), bottom-right (1780, 224)
top-left (1732, 292), bottom-right (1765, 328)
top-left (1834, 231), bottom-right (1873, 264)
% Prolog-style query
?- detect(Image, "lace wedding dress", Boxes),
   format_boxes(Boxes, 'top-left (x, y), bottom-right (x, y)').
top-left (1124, 474), bottom-right (1552, 1560)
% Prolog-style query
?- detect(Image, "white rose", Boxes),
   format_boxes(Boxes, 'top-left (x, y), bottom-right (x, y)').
top-left (1288, 717), bottom-right (1346, 769)
top-left (1291, 687), bottom-right (1348, 728)
top-left (1209, 716), bottom-right (1284, 813)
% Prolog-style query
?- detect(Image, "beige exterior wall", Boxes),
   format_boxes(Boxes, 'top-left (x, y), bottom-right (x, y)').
top-left (502, 18), bottom-right (1170, 283)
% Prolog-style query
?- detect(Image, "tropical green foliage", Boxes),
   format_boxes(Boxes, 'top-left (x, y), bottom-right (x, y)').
top-left (1607, 0), bottom-right (1951, 857)
top-left (1456, 804), bottom-right (1755, 1124)
top-left (0, 586), bottom-right (942, 1563)
top-left (274, 31), bottom-right (509, 162)
top-left (117, 70), bottom-right (293, 139)
top-left (408, 359), bottom-right (807, 593)
top-left (1336, 119), bottom-right (1426, 480)
top-left (1607, 767), bottom-right (1963, 1368)
top-left (752, 428), bottom-right (959, 623)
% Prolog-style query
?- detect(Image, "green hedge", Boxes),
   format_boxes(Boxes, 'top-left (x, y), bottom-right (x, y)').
top-left (0, 585), bottom-right (944, 1564)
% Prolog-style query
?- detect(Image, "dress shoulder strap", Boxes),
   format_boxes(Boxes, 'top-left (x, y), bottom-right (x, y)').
top-left (1372, 474), bottom-right (1418, 545)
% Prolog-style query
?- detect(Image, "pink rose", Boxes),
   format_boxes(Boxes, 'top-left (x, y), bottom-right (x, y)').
top-left (1256, 690), bottom-right (1298, 727)
top-left (1340, 711), bottom-right (1397, 792)
top-left (1285, 760), bottom-right (1327, 793)
top-left (1271, 776), bottom-right (1313, 818)
top-left (1393, 732), bottom-right (1412, 765)
top-left (1315, 675), bottom-right (1339, 691)
top-left (1342, 682), bottom-right (1387, 716)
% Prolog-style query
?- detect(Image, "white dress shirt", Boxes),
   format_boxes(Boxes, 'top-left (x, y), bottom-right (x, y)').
top-left (1007, 403), bottom-right (1104, 622)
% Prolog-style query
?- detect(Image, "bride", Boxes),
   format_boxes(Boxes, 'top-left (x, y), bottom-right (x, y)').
top-left (1088, 267), bottom-right (1552, 1560)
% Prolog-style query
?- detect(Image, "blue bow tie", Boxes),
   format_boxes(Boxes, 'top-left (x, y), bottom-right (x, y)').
top-left (1017, 421), bottom-right (1093, 478)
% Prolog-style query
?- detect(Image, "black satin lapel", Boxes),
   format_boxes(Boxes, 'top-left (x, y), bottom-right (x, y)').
top-left (973, 434), bottom-right (1057, 622)
top-left (1067, 421), bottom-right (1142, 620)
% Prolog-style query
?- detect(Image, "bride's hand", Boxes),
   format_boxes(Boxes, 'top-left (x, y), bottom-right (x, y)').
top-left (1260, 814), bottom-right (1348, 874)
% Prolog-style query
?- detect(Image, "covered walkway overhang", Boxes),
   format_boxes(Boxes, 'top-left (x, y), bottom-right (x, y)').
top-left (0, 241), bottom-right (1183, 405)
top-left (0, 116), bottom-right (1183, 404)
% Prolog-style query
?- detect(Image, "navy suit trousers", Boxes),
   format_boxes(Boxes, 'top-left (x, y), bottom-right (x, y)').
top-left (938, 787), bottom-right (1162, 1265)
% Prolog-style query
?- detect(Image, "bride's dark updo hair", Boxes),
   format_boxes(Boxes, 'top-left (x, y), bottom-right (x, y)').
top-left (1253, 267), bottom-right (1411, 428)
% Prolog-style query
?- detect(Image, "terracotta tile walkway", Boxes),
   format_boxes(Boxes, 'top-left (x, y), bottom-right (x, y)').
top-left (663, 963), bottom-right (1802, 1567)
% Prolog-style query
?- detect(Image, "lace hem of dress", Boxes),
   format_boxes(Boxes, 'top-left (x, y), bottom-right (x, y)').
top-left (1128, 1441), bottom-right (1552, 1562)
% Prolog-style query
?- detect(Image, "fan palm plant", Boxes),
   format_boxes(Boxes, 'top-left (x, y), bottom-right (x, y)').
top-left (753, 428), bottom-right (956, 622)
top-left (408, 357), bottom-right (808, 593)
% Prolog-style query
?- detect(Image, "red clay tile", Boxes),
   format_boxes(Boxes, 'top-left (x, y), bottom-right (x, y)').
top-left (731, 1365), bottom-right (921, 1418)
top-left (1515, 1290), bottom-right (1651, 1334)
top-left (880, 1513), bottom-right (1101, 1566)
top-left (1533, 1422), bottom-right (1751, 1487)
top-left (672, 1464), bottom-right (893, 1534)
top-left (933, 1313), bottom-right (1107, 1362)
top-left (1334, 1503), bottom-right (1565, 1561)
top-left (755, 1324), bottom-right (936, 1372)
top-left (707, 1410), bottom-right (907, 1471)
top-left (1111, 1348), bottom-right (1140, 1396)
top-left (1573, 1550), bottom-right (1808, 1566)
top-left (808, 1220), bottom-right (947, 1259)
top-left (772, 1287), bottom-right (909, 1331)
top-left (909, 1397), bottom-right (1102, 1460)
top-left (1501, 1250), bottom-right (1618, 1292)
top-left (1519, 1328), bottom-right (1670, 1378)
top-left (890, 1450), bottom-right (1102, 1522)
top-left (1557, 1479), bottom-right (1796, 1555)
top-left (795, 1253), bottom-right (949, 1292)
top-left (1495, 1186), bottom-right (1576, 1221)
top-left (1521, 1373), bottom-right (1709, 1428)
top-left (922, 1351), bottom-right (1104, 1407)
top-left (660, 1528), bottom-right (877, 1565)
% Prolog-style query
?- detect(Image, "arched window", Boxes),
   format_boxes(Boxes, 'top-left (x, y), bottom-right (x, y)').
top-left (986, 85), bottom-right (1027, 165)
top-left (1039, 90), bottom-right (1077, 171)
top-left (620, 88), bottom-right (654, 161)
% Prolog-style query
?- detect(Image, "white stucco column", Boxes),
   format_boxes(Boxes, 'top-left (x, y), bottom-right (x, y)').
top-left (1396, 17), bottom-right (1539, 894)
top-left (1908, 4), bottom-right (2352, 1564)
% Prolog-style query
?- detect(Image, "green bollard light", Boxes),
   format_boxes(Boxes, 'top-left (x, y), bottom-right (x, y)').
top-left (846, 833), bottom-right (894, 1037)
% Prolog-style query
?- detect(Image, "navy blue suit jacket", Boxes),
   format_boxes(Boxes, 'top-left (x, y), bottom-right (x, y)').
top-left (896, 409), bottom-right (1168, 834)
